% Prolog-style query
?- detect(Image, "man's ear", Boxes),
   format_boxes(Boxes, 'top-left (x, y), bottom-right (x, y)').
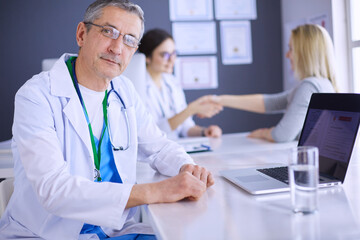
top-left (76, 22), bottom-right (87, 47)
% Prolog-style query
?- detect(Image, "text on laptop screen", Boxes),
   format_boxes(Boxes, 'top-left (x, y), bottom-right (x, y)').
top-left (299, 109), bottom-right (360, 180)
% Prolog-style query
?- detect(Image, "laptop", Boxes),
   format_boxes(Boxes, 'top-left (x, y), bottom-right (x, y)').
top-left (220, 93), bottom-right (360, 195)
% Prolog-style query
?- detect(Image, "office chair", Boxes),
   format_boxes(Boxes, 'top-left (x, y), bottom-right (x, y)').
top-left (0, 178), bottom-right (14, 217)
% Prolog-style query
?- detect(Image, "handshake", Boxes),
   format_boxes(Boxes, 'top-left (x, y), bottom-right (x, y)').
top-left (189, 95), bottom-right (223, 119)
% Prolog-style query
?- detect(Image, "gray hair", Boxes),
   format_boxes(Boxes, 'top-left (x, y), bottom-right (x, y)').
top-left (83, 0), bottom-right (145, 40)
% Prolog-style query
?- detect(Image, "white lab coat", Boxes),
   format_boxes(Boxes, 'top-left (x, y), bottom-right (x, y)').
top-left (144, 72), bottom-right (195, 140)
top-left (0, 53), bottom-right (194, 240)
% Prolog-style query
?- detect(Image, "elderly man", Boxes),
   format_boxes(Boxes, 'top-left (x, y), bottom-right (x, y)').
top-left (0, 0), bottom-right (214, 239)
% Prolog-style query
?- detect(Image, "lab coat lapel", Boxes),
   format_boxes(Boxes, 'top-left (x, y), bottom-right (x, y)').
top-left (63, 96), bottom-right (93, 157)
top-left (50, 54), bottom-right (93, 159)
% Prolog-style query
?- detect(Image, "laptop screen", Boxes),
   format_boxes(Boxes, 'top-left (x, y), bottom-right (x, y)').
top-left (298, 94), bottom-right (360, 182)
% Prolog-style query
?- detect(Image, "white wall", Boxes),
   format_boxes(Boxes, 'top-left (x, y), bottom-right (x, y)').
top-left (281, 0), bottom-right (350, 92)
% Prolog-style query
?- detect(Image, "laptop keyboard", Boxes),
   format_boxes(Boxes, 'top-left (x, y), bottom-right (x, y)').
top-left (257, 167), bottom-right (289, 184)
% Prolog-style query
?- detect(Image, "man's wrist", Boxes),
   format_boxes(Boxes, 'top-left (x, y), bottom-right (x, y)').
top-left (128, 183), bottom-right (157, 208)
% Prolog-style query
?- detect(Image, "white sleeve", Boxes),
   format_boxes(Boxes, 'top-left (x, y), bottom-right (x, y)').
top-left (124, 80), bottom-right (195, 176)
top-left (143, 91), bottom-right (173, 135)
top-left (170, 80), bottom-right (195, 137)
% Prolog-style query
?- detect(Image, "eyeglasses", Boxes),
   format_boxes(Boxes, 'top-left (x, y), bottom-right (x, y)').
top-left (84, 22), bottom-right (140, 48)
top-left (160, 51), bottom-right (177, 61)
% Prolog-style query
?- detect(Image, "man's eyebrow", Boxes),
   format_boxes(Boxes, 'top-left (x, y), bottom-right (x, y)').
top-left (102, 22), bottom-right (117, 29)
top-left (103, 22), bottom-right (138, 39)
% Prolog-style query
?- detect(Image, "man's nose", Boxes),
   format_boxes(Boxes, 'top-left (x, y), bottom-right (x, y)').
top-left (109, 35), bottom-right (125, 55)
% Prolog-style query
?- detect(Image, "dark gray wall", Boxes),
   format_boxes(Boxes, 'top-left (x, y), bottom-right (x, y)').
top-left (0, 0), bottom-right (283, 141)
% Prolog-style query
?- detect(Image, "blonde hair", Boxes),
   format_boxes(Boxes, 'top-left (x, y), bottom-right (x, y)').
top-left (291, 24), bottom-right (337, 91)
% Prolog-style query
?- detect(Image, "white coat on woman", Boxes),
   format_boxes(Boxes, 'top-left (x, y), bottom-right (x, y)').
top-left (144, 72), bottom-right (195, 140)
top-left (0, 53), bottom-right (194, 240)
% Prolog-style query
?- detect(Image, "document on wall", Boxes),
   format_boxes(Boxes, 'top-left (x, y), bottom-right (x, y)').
top-left (172, 22), bottom-right (217, 55)
top-left (220, 21), bottom-right (252, 65)
top-left (175, 56), bottom-right (218, 90)
top-left (214, 0), bottom-right (257, 20)
top-left (169, 0), bottom-right (213, 21)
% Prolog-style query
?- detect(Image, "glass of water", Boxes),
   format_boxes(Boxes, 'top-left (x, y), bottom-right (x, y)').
top-left (289, 146), bottom-right (319, 214)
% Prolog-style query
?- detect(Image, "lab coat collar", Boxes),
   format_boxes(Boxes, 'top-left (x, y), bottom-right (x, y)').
top-left (49, 53), bottom-right (77, 98)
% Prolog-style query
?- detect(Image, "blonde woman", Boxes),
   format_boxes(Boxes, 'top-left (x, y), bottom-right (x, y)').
top-left (214, 24), bottom-right (337, 142)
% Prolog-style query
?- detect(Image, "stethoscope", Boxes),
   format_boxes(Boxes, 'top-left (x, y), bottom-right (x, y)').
top-left (71, 59), bottom-right (131, 152)
top-left (107, 81), bottom-right (131, 151)
top-left (147, 76), bottom-right (176, 118)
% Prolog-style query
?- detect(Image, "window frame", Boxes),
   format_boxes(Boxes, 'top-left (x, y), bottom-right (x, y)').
top-left (346, 0), bottom-right (360, 92)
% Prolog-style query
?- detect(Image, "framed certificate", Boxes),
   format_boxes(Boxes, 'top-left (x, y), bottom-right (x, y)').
top-left (220, 21), bottom-right (252, 65)
top-left (215, 0), bottom-right (257, 20)
top-left (172, 22), bottom-right (217, 55)
top-left (175, 56), bottom-right (218, 89)
top-left (169, 0), bottom-right (213, 21)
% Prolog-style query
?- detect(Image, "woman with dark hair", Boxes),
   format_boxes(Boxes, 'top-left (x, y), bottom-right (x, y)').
top-left (138, 29), bottom-right (222, 139)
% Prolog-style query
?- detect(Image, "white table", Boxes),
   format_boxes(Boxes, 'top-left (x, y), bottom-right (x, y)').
top-left (137, 133), bottom-right (360, 240)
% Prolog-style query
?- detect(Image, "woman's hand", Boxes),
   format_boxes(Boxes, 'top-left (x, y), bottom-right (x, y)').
top-left (204, 125), bottom-right (222, 138)
top-left (248, 127), bottom-right (274, 142)
top-left (188, 95), bottom-right (223, 118)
